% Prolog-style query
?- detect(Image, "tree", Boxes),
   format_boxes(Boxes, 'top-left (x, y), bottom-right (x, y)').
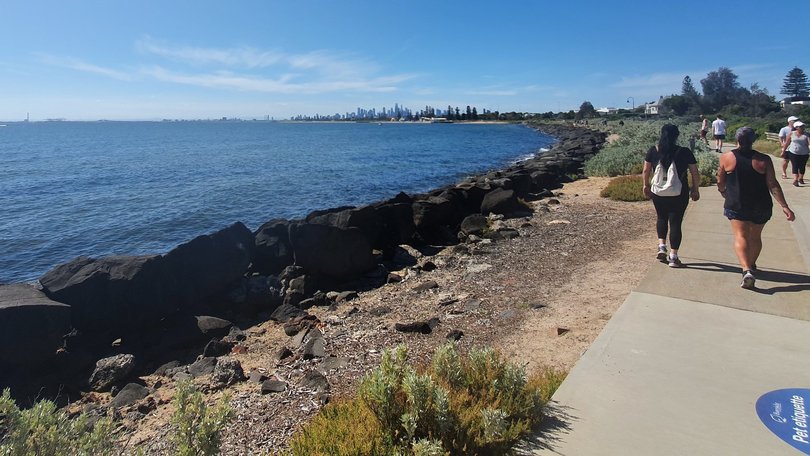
top-left (680, 75), bottom-right (701, 113)
top-left (701, 67), bottom-right (743, 112)
top-left (745, 83), bottom-right (779, 117)
top-left (681, 76), bottom-right (700, 99)
top-left (471, 107), bottom-right (478, 120)
top-left (446, 105), bottom-right (454, 120)
top-left (662, 95), bottom-right (690, 116)
top-left (578, 101), bottom-right (597, 118)
top-left (781, 67), bottom-right (809, 99)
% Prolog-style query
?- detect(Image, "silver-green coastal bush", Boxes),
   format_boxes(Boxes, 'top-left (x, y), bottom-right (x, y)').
top-left (0, 389), bottom-right (116, 456)
top-left (585, 120), bottom-right (717, 185)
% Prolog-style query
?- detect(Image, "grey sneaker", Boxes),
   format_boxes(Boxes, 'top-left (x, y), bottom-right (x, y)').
top-left (668, 255), bottom-right (684, 268)
top-left (656, 245), bottom-right (668, 262)
top-left (741, 271), bottom-right (756, 290)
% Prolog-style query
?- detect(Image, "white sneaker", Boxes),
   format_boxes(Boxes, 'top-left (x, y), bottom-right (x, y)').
top-left (668, 255), bottom-right (684, 268)
top-left (741, 271), bottom-right (756, 290)
top-left (656, 245), bottom-right (668, 262)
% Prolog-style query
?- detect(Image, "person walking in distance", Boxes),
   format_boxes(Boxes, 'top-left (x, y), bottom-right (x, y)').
top-left (778, 116), bottom-right (799, 179)
top-left (782, 120), bottom-right (810, 187)
top-left (642, 124), bottom-right (701, 268)
top-left (700, 114), bottom-right (710, 145)
top-left (717, 127), bottom-right (795, 289)
top-left (712, 114), bottom-right (727, 151)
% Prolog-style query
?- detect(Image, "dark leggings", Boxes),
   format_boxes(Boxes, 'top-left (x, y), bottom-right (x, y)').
top-left (651, 194), bottom-right (689, 249)
top-left (789, 152), bottom-right (808, 175)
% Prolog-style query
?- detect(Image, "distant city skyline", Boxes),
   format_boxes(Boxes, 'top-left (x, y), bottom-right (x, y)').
top-left (0, 0), bottom-right (795, 121)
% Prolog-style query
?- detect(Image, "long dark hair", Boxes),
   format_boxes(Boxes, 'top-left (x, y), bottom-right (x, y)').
top-left (658, 124), bottom-right (680, 167)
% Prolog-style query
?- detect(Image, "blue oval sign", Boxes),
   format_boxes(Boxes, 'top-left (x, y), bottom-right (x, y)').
top-left (756, 388), bottom-right (810, 454)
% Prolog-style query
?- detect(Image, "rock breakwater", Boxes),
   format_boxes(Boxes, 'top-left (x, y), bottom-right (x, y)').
top-left (0, 124), bottom-right (606, 403)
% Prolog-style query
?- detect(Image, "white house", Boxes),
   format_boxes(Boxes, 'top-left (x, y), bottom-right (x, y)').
top-left (644, 96), bottom-right (670, 115)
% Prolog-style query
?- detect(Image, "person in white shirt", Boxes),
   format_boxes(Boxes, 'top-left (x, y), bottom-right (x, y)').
top-left (778, 116), bottom-right (799, 179)
top-left (699, 114), bottom-right (709, 145)
top-left (712, 114), bottom-right (727, 151)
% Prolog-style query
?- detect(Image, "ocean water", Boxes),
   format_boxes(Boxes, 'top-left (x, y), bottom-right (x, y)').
top-left (0, 121), bottom-right (554, 284)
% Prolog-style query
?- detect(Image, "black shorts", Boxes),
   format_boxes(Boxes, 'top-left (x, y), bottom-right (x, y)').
top-left (724, 207), bottom-right (771, 225)
top-left (714, 134), bottom-right (726, 140)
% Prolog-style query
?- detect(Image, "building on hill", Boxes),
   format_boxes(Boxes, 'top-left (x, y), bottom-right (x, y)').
top-left (644, 96), bottom-right (668, 116)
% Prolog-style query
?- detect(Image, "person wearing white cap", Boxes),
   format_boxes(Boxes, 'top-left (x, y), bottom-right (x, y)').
top-left (782, 121), bottom-right (810, 186)
top-left (778, 116), bottom-right (799, 179)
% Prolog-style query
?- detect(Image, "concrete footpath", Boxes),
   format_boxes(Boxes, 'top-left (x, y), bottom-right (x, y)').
top-left (524, 155), bottom-right (810, 455)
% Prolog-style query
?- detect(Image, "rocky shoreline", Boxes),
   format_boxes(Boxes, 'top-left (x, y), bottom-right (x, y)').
top-left (0, 123), bottom-right (608, 451)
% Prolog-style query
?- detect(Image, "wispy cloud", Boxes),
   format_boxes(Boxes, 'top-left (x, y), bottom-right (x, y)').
top-left (136, 37), bottom-right (284, 68)
top-left (142, 66), bottom-right (409, 94)
top-left (137, 37), bottom-right (382, 78)
top-left (612, 72), bottom-right (686, 91)
top-left (467, 89), bottom-right (518, 96)
top-left (35, 54), bottom-right (134, 81)
top-left (38, 38), bottom-right (419, 95)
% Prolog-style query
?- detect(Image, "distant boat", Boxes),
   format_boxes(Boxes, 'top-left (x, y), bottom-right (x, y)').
top-left (0, 125), bottom-right (7, 127)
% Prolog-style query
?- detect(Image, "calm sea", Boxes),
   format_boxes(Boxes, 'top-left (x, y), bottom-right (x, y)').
top-left (0, 121), bottom-right (554, 283)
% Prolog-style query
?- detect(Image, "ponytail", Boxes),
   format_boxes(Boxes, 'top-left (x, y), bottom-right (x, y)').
top-left (658, 124), bottom-right (680, 168)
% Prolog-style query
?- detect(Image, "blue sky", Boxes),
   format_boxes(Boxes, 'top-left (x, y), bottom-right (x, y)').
top-left (0, 0), bottom-right (794, 121)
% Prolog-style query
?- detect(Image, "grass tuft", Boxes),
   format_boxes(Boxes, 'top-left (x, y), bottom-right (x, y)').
top-left (600, 175), bottom-right (646, 202)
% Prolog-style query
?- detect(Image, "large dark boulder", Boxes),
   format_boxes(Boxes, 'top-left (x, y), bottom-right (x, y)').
top-left (252, 219), bottom-right (293, 275)
top-left (162, 222), bottom-right (254, 309)
top-left (372, 200), bottom-right (416, 250)
top-left (455, 182), bottom-right (492, 214)
top-left (40, 255), bottom-right (168, 334)
top-left (109, 383), bottom-right (150, 409)
top-left (460, 214), bottom-right (490, 237)
top-left (0, 284), bottom-right (71, 367)
top-left (288, 223), bottom-right (376, 281)
top-left (412, 195), bottom-right (456, 229)
top-left (307, 205), bottom-right (381, 246)
top-left (481, 188), bottom-right (528, 216)
top-left (89, 353), bottom-right (136, 391)
top-left (308, 200), bottom-right (416, 255)
top-left (223, 275), bottom-right (283, 315)
top-left (503, 171), bottom-right (533, 197)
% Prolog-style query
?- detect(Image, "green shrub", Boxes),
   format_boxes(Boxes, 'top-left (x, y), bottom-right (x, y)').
top-left (287, 399), bottom-right (396, 456)
top-left (171, 380), bottom-right (233, 456)
top-left (600, 175), bottom-right (646, 202)
top-left (585, 120), bottom-right (711, 178)
top-left (694, 150), bottom-right (719, 185)
top-left (289, 344), bottom-right (565, 456)
top-left (0, 388), bottom-right (116, 456)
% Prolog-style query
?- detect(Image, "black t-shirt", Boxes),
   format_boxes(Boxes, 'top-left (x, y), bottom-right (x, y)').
top-left (645, 146), bottom-right (697, 197)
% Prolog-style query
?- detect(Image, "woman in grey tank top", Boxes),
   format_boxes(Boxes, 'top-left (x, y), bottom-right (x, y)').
top-left (783, 121), bottom-right (810, 186)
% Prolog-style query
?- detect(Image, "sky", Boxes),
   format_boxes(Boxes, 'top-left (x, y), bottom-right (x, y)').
top-left (0, 0), bottom-right (796, 121)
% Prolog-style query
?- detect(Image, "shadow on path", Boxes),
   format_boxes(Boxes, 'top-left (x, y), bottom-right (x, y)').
top-left (686, 262), bottom-right (810, 294)
top-left (515, 401), bottom-right (577, 455)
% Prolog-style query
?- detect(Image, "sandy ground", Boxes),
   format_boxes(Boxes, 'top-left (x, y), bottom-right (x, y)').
top-left (498, 177), bottom-right (656, 372)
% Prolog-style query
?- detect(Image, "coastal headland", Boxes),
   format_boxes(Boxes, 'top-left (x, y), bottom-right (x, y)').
top-left (0, 123), bottom-right (652, 452)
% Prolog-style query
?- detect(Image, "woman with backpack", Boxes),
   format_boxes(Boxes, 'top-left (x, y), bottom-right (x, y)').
top-left (642, 124), bottom-right (701, 267)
